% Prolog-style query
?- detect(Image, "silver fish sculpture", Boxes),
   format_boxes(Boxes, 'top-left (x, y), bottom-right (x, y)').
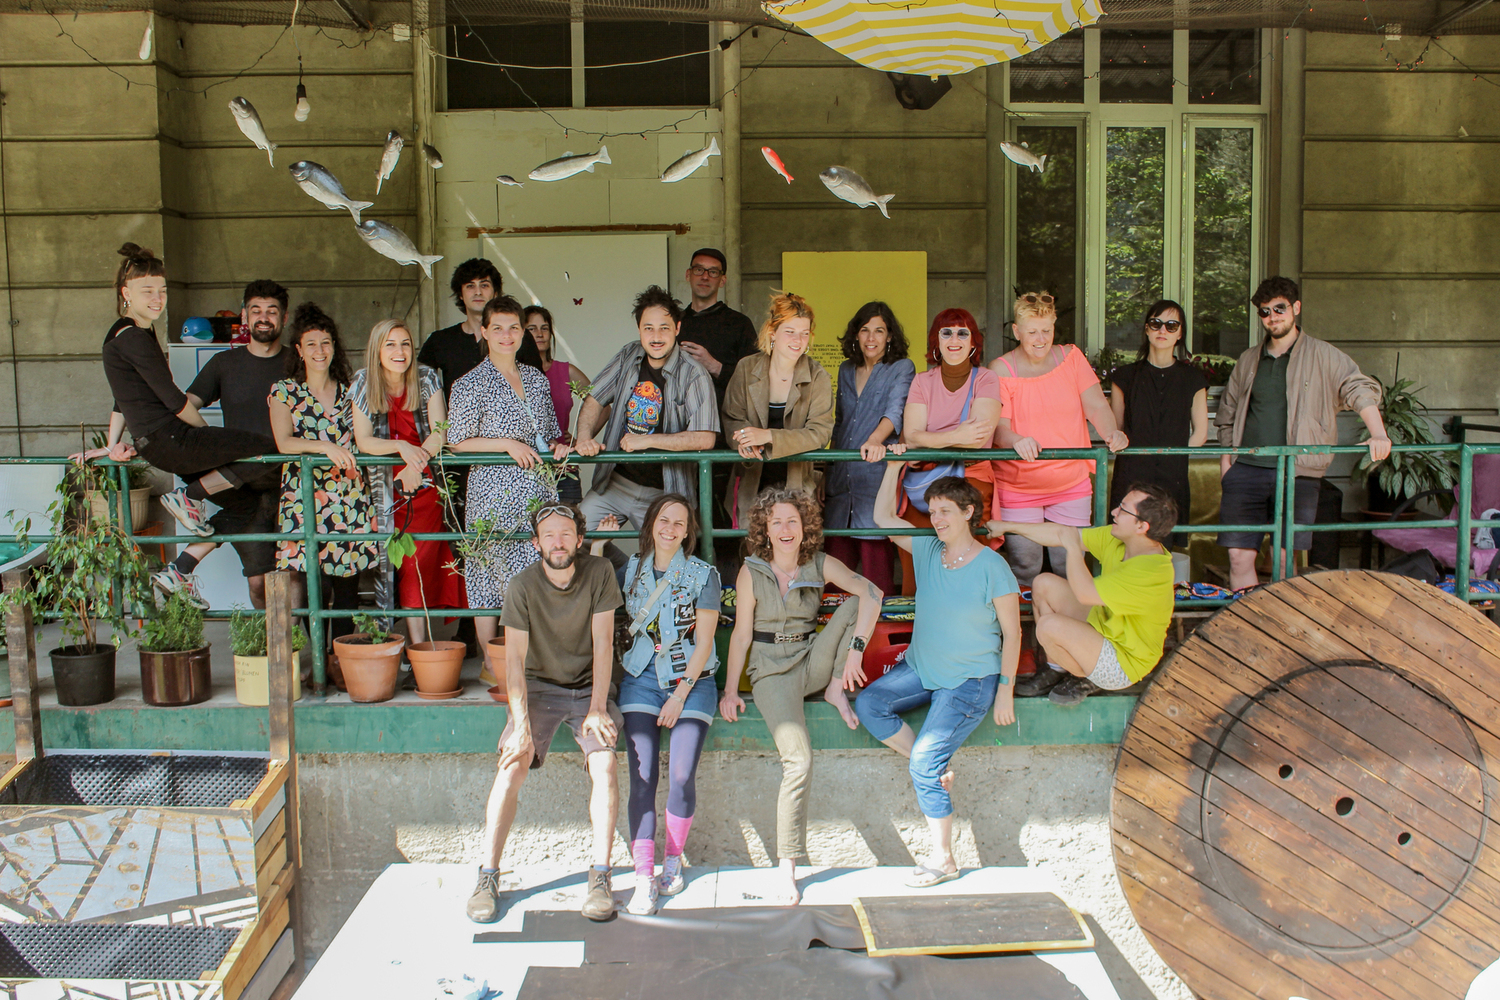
top-left (422, 143), bottom-right (443, 169)
top-left (289, 161), bottom-right (374, 224)
top-left (496, 174), bottom-right (524, 187)
top-left (356, 219), bottom-right (443, 279)
top-left (660, 136), bottom-right (720, 183)
top-left (139, 16), bottom-right (153, 60)
top-left (999, 141), bottom-right (1047, 174)
top-left (528, 146), bottom-right (610, 182)
top-left (376, 130), bottom-right (404, 194)
top-left (228, 97), bottom-right (277, 168)
top-left (818, 166), bottom-right (893, 219)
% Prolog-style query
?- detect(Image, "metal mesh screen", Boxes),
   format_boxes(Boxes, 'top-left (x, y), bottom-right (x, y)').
top-left (0, 752), bottom-right (268, 809)
top-left (0, 923), bottom-right (239, 979)
top-left (0, 0), bottom-right (1495, 33)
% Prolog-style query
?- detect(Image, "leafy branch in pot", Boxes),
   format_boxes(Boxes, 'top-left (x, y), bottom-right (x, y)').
top-left (1357, 373), bottom-right (1457, 504)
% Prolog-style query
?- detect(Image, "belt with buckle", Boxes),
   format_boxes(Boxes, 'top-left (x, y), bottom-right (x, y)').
top-left (752, 630), bottom-right (811, 644)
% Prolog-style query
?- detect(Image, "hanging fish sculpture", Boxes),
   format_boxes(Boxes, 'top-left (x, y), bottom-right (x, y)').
top-left (228, 97), bottom-right (277, 168)
top-left (422, 144), bottom-right (444, 169)
top-left (496, 175), bottom-right (524, 187)
top-left (660, 136), bottom-right (720, 183)
top-left (528, 146), bottom-right (611, 182)
top-left (761, 146), bottom-right (794, 184)
top-left (289, 161), bottom-right (374, 224)
top-left (139, 16), bottom-right (153, 60)
top-left (376, 130), bottom-right (404, 194)
top-left (819, 166), bottom-right (893, 219)
top-left (356, 219), bottom-right (444, 279)
top-left (999, 141), bottom-right (1047, 174)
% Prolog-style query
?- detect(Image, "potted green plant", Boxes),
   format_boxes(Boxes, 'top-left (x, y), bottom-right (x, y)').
top-left (2, 465), bottom-right (153, 705)
top-left (388, 530), bottom-right (465, 699)
top-left (138, 589), bottom-right (212, 706)
top-left (1357, 371), bottom-right (1458, 512)
top-left (229, 606), bottom-right (306, 706)
top-left (83, 429), bottom-right (154, 526)
top-left (333, 612), bottom-right (405, 703)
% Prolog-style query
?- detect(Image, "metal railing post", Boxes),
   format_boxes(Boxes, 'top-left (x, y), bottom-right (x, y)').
top-left (1271, 454), bottom-right (1286, 581)
top-left (1094, 446), bottom-right (1109, 525)
top-left (698, 456), bottom-right (715, 564)
top-left (300, 456), bottom-right (326, 696)
top-left (1457, 444), bottom-right (1474, 600)
top-left (117, 464), bottom-right (135, 619)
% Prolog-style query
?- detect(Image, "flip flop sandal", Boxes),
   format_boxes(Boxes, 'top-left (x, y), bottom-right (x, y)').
top-left (904, 866), bottom-right (961, 889)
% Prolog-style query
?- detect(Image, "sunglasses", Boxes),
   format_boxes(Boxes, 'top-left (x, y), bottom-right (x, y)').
top-left (690, 265), bottom-right (724, 278)
top-left (1020, 292), bottom-right (1055, 304)
top-left (1145, 318), bottom-right (1182, 333)
top-left (1257, 303), bottom-right (1291, 318)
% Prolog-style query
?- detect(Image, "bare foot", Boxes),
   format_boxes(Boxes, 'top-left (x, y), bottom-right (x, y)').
top-left (823, 680), bottom-right (860, 730)
top-left (940, 769), bottom-right (955, 794)
top-left (771, 859), bottom-right (802, 906)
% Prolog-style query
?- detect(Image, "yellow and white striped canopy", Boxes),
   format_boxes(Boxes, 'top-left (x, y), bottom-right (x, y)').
top-left (762, 0), bottom-right (1103, 77)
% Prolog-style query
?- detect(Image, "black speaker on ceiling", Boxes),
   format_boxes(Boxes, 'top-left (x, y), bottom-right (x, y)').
top-left (887, 72), bottom-right (952, 110)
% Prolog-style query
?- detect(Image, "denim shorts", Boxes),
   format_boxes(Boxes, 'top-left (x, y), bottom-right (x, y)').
top-left (618, 668), bottom-right (718, 725)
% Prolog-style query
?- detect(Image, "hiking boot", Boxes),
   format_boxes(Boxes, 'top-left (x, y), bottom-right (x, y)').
top-left (626, 877), bottom-right (659, 915)
top-left (1015, 666), bottom-right (1066, 698)
top-left (581, 868), bottom-right (616, 921)
top-left (151, 565), bottom-right (209, 609)
top-left (658, 855), bottom-right (686, 897)
top-left (466, 868), bottom-right (502, 923)
top-left (161, 488), bottom-right (214, 537)
top-left (1049, 674), bottom-right (1101, 707)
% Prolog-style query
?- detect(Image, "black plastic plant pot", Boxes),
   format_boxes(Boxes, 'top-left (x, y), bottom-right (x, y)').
top-left (50, 644), bottom-right (117, 706)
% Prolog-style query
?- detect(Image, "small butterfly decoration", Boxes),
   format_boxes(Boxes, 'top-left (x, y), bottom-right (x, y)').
top-left (573, 297), bottom-right (583, 305)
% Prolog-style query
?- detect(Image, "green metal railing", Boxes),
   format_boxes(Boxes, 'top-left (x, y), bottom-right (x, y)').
top-left (2, 442), bottom-right (1491, 697)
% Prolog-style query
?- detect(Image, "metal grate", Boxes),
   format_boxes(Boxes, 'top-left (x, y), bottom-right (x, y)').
top-left (0, 923), bottom-right (239, 979)
top-left (0, 753), bottom-right (268, 809)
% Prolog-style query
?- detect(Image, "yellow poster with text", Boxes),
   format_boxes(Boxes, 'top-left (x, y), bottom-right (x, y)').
top-left (780, 252), bottom-right (928, 389)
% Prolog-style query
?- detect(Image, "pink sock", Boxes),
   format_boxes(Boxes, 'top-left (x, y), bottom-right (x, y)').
top-left (664, 812), bottom-right (694, 858)
top-left (632, 838), bottom-right (655, 877)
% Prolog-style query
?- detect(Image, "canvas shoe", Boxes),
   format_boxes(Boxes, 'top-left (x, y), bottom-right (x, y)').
top-left (581, 868), bottom-right (616, 921)
top-left (658, 855), bottom-right (686, 897)
top-left (151, 565), bottom-right (209, 610)
top-left (160, 488), bottom-right (214, 537)
top-left (626, 877), bottom-right (659, 915)
top-left (465, 868), bottom-right (502, 923)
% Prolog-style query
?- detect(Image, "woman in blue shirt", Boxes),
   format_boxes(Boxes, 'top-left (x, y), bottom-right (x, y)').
top-left (824, 301), bottom-right (916, 598)
top-left (866, 458), bottom-right (1021, 887)
top-left (614, 493), bottom-right (721, 917)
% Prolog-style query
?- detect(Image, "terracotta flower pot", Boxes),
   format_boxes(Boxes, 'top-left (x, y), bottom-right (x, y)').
top-left (408, 641), bottom-right (465, 698)
top-left (332, 634), bottom-right (405, 703)
top-left (482, 636), bottom-right (508, 702)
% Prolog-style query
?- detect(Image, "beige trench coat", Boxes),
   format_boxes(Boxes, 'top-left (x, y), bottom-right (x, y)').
top-left (721, 352), bottom-right (835, 525)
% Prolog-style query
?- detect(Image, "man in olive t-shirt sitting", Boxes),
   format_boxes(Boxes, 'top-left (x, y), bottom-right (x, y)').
top-left (466, 503), bottom-right (625, 925)
top-left (988, 483), bottom-right (1177, 706)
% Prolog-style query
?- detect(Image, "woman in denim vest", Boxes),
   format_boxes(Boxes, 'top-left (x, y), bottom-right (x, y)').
top-left (616, 493), bottom-right (722, 916)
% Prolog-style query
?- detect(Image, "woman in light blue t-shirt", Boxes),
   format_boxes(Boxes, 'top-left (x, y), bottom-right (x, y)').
top-left (864, 458), bottom-right (1022, 888)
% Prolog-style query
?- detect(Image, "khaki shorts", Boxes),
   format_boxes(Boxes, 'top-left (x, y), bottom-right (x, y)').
top-left (499, 677), bottom-right (623, 769)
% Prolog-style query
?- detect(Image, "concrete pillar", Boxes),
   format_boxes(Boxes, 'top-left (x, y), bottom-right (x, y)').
top-left (721, 22), bottom-right (742, 313)
top-left (412, 0), bottom-right (437, 334)
top-left (984, 62), bottom-right (1006, 354)
top-left (1277, 29), bottom-right (1306, 284)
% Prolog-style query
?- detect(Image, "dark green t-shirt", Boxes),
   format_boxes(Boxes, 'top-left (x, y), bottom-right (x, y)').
top-left (1238, 341), bottom-right (1295, 469)
top-left (501, 554), bottom-right (623, 689)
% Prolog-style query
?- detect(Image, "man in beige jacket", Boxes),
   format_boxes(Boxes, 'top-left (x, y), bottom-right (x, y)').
top-left (1215, 276), bottom-right (1391, 590)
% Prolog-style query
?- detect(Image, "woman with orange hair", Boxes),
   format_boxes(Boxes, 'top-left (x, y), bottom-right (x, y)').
top-left (989, 292), bottom-right (1127, 590)
top-left (722, 292), bottom-right (836, 527)
top-left (895, 307), bottom-right (1002, 595)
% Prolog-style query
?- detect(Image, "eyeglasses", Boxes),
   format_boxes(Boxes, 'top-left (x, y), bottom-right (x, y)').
top-left (690, 266), bottom-right (724, 279)
top-left (1257, 303), bottom-right (1291, 318)
top-left (1145, 318), bottom-right (1182, 333)
top-left (1020, 292), bottom-right (1055, 304)
top-left (1116, 503), bottom-right (1144, 521)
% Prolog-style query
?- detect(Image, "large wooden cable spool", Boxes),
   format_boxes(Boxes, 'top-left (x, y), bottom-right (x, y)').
top-left (1111, 570), bottom-right (1500, 1000)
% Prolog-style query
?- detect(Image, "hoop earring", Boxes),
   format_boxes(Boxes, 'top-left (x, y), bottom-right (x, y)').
top-left (969, 347), bottom-right (977, 361)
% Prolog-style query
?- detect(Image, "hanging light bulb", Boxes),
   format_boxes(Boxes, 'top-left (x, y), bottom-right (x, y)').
top-left (294, 82), bottom-right (310, 122)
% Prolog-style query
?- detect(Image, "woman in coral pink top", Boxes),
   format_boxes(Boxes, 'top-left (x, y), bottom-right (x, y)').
top-left (989, 292), bottom-right (1127, 588)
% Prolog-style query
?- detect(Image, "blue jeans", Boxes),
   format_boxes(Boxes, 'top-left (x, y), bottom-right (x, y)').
top-left (855, 663), bottom-right (1000, 819)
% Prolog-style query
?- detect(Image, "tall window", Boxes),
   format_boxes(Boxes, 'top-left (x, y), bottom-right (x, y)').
top-left (1004, 28), bottom-right (1266, 359)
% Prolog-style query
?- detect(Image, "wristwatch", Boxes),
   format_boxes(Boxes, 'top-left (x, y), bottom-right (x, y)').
top-left (850, 636), bottom-right (867, 652)
top-left (679, 675), bottom-right (696, 689)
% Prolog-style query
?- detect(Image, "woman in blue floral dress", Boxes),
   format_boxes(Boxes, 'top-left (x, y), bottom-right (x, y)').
top-left (269, 302), bottom-right (377, 658)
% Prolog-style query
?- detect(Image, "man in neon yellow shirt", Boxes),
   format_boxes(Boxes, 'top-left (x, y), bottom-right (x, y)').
top-left (986, 483), bottom-right (1177, 705)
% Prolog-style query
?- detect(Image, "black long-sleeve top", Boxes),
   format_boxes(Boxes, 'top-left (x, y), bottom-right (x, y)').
top-left (102, 318), bottom-right (188, 439)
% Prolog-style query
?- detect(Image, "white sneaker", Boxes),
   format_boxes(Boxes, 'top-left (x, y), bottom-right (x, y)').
top-left (160, 488), bottom-right (214, 537)
top-left (658, 855), bottom-right (686, 896)
top-left (626, 877), bottom-right (659, 915)
top-left (151, 566), bottom-right (209, 609)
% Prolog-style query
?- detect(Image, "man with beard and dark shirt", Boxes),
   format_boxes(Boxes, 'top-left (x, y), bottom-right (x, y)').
top-left (151, 279), bottom-right (289, 609)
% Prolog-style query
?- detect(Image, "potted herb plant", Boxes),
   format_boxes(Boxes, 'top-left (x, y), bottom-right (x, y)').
top-left (388, 530), bottom-right (465, 699)
top-left (229, 606), bottom-right (306, 706)
top-left (332, 612), bottom-right (405, 703)
top-left (2, 465), bottom-right (153, 705)
top-left (1358, 371), bottom-right (1457, 512)
top-left (138, 589), bottom-right (212, 706)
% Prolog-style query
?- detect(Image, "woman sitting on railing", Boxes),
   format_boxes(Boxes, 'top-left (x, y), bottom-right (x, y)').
top-left (896, 308), bottom-right (1001, 596)
top-left (990, 292), bottom-right (1128, 589)
top-left (519, 305), bottom-right (591, 504)
top-left (446, 295), bottom-right (571, 650)
top-left (269, 303), bottom-right (378, 666)
top-left (824, 301), bottom-right (916, 598)
top-left (83, 244), bottom-right (282, 540)
top-left (719, 488), bottom-right (881, 905)
top-left (1107, 300), bottom-right (1207, 531)
top-left (722, 292), bottom-right (836, 529)
top-left (351, 319), bottom-right (466, 646)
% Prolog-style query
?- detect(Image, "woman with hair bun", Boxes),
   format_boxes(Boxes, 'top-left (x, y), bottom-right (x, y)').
top-left (722, 291), bottom-right (836, 528)
top-left (823, 301), bottom-right (915, 597)
top-left (84, 243), bottom-right (283, 541)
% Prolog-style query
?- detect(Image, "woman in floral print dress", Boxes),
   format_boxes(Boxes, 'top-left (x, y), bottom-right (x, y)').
top-left (269, 302), bottom-right (377, 658)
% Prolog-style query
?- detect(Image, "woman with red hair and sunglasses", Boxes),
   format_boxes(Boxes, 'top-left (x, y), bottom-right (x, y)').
top-left (895, 307), bottom-right (1001, 595)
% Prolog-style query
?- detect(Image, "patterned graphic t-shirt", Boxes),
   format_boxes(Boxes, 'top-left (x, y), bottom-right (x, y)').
top-left (618, 357), bottom-right (668, 489)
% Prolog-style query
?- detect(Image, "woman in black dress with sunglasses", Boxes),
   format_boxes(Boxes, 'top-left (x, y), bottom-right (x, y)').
top-left (1107, 300), bottom-right (1208, 527)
